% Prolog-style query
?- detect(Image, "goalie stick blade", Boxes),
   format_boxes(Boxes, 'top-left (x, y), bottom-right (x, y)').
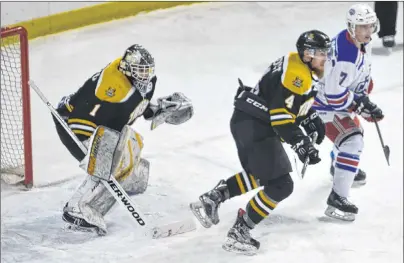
top-left (151, 218), bottom-right (196, 239)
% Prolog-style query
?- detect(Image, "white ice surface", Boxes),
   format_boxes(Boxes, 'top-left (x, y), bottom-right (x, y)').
top-left (1, 2), bottom-right (403, 263)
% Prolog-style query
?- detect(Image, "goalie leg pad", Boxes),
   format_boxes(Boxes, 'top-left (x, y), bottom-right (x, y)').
top-left (91, 158), bottom-right (150, 216)
top-left (66, 125), bottom-right (148, 233)
top-left (64, 158), bottom-right (150, 232)
top-left (63, 175), bottom-right (108, 235)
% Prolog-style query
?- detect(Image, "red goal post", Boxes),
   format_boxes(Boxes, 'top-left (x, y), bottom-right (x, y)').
top-left (1, 26), bottom-right (33, 187)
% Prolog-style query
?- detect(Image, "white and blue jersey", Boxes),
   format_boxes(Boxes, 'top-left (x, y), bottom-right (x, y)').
top-left (313, 29), bottom-right (372, 112)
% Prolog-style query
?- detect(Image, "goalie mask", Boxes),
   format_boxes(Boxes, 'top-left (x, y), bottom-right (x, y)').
top-left (119, 44), bottom-right (155, 96)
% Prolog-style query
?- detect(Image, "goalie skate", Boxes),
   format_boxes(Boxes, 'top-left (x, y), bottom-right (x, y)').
top-left (324, 190), bottom-right (358, 222)
top-left (222, 209), bottom-right (260, 256)
top-left (62, 211), bottom-right (107, 236)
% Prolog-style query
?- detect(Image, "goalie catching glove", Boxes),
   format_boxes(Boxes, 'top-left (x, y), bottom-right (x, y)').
top-left (145, 92), bottom-right (194, 130)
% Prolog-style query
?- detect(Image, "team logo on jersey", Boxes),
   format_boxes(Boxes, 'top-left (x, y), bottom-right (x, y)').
top-left (292, 77), bottom-right (303, 88)
top-left (106, 87), bottom-right (116, 97)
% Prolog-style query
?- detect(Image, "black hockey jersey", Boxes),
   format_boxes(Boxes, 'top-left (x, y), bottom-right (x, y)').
top-left (234, 52), bottom-right (319, 145)
top-left (57, 58), bottom-right (155, 141)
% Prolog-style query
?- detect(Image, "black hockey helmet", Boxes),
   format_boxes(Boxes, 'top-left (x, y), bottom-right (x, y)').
top-left (296, 30), bottom-right (331, 61)
top-left (119, 44), bottom-right (155, 95)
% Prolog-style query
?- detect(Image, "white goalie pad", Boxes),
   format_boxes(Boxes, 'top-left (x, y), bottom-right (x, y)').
top-left (79, 125), bottom-right (144, 181)
top-left (79, 126), bottom-right (120, 181)
top-left (110, 125), bottom-right (144, 181)
top-left (76, 125), bottom-right (148, 216)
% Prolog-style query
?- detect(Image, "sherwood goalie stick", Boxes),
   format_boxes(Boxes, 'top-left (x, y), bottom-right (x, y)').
top-left (29, 80), bottom-right (195, 238)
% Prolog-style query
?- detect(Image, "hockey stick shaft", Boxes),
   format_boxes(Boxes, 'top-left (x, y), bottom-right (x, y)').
top-left (29, 80), bottom-right (148, 227)
top-left (300, 132), bottom-right (318, 179)
top-left (372, 115), bottom-right (390, 166)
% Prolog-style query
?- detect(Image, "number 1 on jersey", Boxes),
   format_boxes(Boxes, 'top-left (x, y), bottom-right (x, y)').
top-left (90, 104), bottom-right (101, 117)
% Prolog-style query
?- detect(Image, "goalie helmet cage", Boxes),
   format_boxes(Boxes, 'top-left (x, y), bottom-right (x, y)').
top-left (1, 26), bottom-right (33, 188)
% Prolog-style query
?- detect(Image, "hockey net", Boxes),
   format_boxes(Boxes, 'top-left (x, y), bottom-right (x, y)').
top-left (1, 26), bottom-right (33, 187)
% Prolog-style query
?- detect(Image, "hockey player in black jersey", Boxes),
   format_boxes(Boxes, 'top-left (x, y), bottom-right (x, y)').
top-left (190, 30), bottom-right (330, 255)
top-left (54, 44), bottom-right (193, 234)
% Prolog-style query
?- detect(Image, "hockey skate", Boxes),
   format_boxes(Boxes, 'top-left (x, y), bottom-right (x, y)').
top-left (222, 209), bottom-right (260, 256)
top-left (324, 190), bottom-right (358, 222)
top-left (62, 203), bottom-right (107, 236)
top-left (190, 180), bottom-right (229, 228)
top-left (330, 163), bottom-right (366, 187)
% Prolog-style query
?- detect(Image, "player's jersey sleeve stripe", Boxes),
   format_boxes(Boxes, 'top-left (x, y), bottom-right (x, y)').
top-left (269, 108), bottom-right (296, 126)
top-left (68, 124), bottom-right (95, 132)
top-left (271, 119), bottom-right (295, 126)
top-left (269, 108), bottom-right (296, 118)
top-left (72, 130), bottom-right (93, 137)
top-left (68, 118), bottom-right (97, 128)
top-left (68, 118), bottom-right (97, 137)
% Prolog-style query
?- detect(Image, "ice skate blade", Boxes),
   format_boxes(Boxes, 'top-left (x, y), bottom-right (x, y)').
top-left (222, 237), bottom-right (258, 256)
top-left (324, 206), bottom-right (356, 222)
top-left (189, 201), bottom-right (213, 228)
top-left (64, 223), bottom-right (106, 236)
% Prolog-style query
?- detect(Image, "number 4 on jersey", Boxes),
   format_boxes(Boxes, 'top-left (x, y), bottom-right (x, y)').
top-left (285, 95), bottom-right (314, 117)
top-left (285, 95), bottom-right (294, 109)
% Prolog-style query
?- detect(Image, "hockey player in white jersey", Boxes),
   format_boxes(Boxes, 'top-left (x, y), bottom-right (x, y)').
top-left (312, 4), bottom-right (384, 221)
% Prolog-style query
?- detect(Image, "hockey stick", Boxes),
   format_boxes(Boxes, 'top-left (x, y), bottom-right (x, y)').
top-left (29, 80), bottom-right (195, 238)
top-left (372, 115), bottom-right (390, 166)
top-left (300, 132), bottom-right (318, 179)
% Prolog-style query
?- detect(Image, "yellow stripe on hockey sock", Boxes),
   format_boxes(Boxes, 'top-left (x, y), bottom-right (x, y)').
top-left (249, 174), bottom-right (258, 189)
top-left (235, 173), bottom-right (246, 194)
top-left (249, 199), bottom-right (267, 218)
top-left (258, 190), bottom-right (277, 209)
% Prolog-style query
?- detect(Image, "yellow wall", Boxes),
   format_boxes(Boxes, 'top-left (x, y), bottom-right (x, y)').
top-left (4, 2), bottom-right (199, 40)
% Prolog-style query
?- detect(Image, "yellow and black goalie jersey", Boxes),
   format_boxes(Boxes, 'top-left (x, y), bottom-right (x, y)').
top-left (234, 52), bottom-right (318, 145)
top-left (58, 58), bottom-right (156, 141)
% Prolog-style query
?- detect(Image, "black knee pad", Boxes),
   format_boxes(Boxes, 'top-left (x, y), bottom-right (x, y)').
top-left (263, 174), bottom-right (294, 202)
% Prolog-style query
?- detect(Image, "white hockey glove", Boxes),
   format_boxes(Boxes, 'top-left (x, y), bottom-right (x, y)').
top-left (148, 92), bottom-right (193, 130)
